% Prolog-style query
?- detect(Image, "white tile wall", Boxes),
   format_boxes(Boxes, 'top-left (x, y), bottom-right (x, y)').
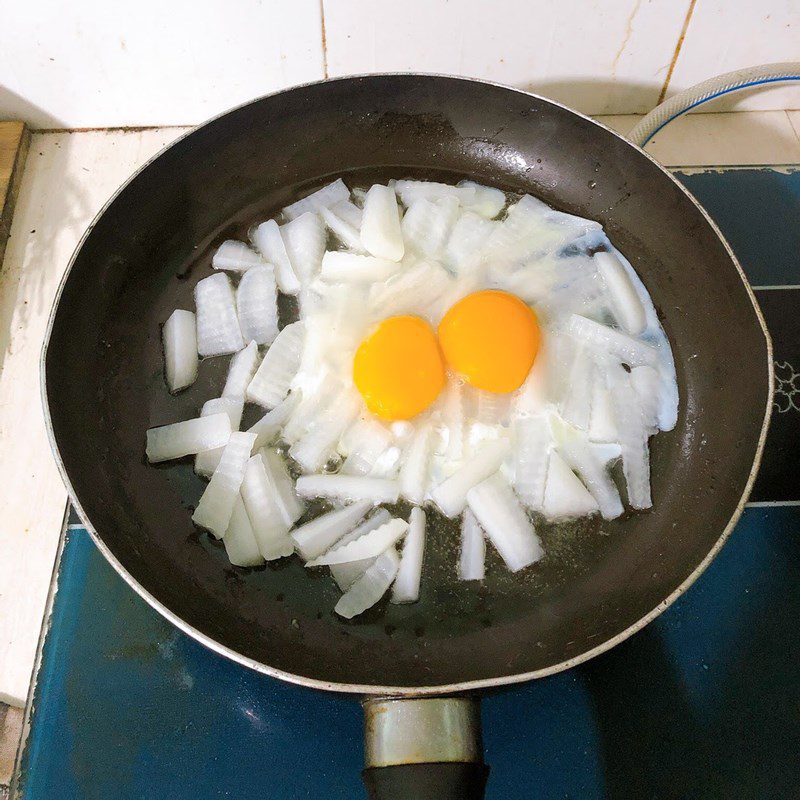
top-left (665, 0), bottom-right (800, 113)
top-left (0, 0), bottom-right (324, 128)
top-left (0, 0), bottom-right (798, 129)
top-left (323, 0), bottom-right (692, 116)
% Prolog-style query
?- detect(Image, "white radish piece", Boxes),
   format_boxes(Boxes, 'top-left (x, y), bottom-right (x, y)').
top-left (431, 438), bottom-right (511, 517)
top-left (560, 345), bottom-right (594, 431)
top-left (391, 508), bottom-right (425, 604)
top-left (281, 212), bottom-right (326, 285)
top-left (394, 180), bottom-right (475, 207)
top-left (610, 372), bottom-right (652, 509)
top-left (541, 450), bottom-right (599, 520)
top-left (329, 509), bottom-right (392, 590)
top-left (260, 448), bottom-right (304, 526)
top-left (222, 340), bottom-right (261, 399)
top-left (401, 196), bottom-right (459, 260)
top-left (246, 322), bottom-right (304, 408)
top-left (212, 240), bottom-right (265, 272)
top-left (192, 432), bottom-right (257, 538)
top-left (595, 250), bottom-right (646, 335)
top-left (466, 474), bottom-right (543, 572)
top-left (459, 510), bottom-right (486, 581)
top-left (441, 381), bottom-right (464, 461)
top-left (282, 179), bottom-right (349, 221)
top-left (329, 199), bottom-right (362, 229)
top-left (240, 454), bottom-right (294, 560)
top-left (236, 267), bottom-right (279, 345)
top-left (320, 207), bottom-right (364, 252)
top-left (471, 389), bottom-right (512, 426)
top-left (341, 419), bottom-right (393, 475)
top-left (360, 185), bottom-right (404, 261)
top-left (368, 446), bottom-right (402, 479)
top-left (251, 219), bottom-right (301, 295)
top-left (630, 365), bottom-right (662, 434)
top-left (565, 314), bottom-right (657, 367)
top-left (308, 518), bottom-right (408, 567)
top-left (195, 396), bottom-right (245, 477)
top-left (280, 380), bottom-right (338, 444)
top-left (223, 495), bottom-right (264, 567)
top-left (589, 382), bottom-right (618, 442)
top-left (398, 422), bottom-right (433, 504)
top-left (146, 413), bottom-right (232, 463)
top-left (319, 251), bottom-right (401, 283)
top-left (513, 415), bottom-right (550, 511)
top-left (194, 273), bottom-right (244, 357)
top-left (162, 309), bottom-right (198, 393)
top-left (443, 212), bottom-right (495, 274)
top-left (295, 475), bottom-right (400, 505)
top-left (248, 391), bottom-right (300, 450)
top-left (334, 549), bottom-right (400, 619)
top-left (291, 501), bottom-right (372, 561)
top-left (368, 260), bottom-right (452, 318)
top-left (458, 180), bottom-right (506, 218)
top-left (289, 389), bottom-right (360, 472)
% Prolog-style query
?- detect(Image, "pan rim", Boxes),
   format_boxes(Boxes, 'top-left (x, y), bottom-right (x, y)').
top-left (40, 72), bottom-right (774, 697)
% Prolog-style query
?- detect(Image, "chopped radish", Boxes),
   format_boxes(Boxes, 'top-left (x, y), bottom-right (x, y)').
top-left (282, 179), bottom-right (349, 221)
top-left (394, 180), bottom-right (475, 207)
top-left (595, 250), bottom-right (646, 335)
top-left (251, 219), bottom-right (301, 295)
top-left (194, 273), bottom-right (244, 357)
top-left (146, 413), bottom-right (231, 463)
top-left (222, 340), bottom-right (261, 399)
top-left (223, 495), bottom-right (264, 567)
top-left (295, 475), bottom-right (400, 505)
top-left (281, 212), bottom-right (326, 285)
top-left (320, 206), bottom-right (364, 252)
top-left (192, 431), bottom-right (257, 538)
top-left (443, 211), bottom-right (495, 274)
top-left (610, 371), bottom-right (652, 509)
top-left (441, 381), bottom-right (465, 461)
top-left (341, 419), bottom-right (393, 476)
top-left (329, 199), bottom-right (363, 229)
top-left (542, 450), bottom-right (599, 520)
top-left (162, 309), bottom-right (198, 393)
top-left (308, 518), bottom-right (408, 566)
top-left (513, 415), bottom-right (550, 511)
top-left (458, 180), bottom-right (506, 218)
top-left (246, 322), bottom-right (304, 408)
top-left (360, 185), bottom-right (404, 261)
top-left (195, 396), bottom-right (245, 477)
top-left (240, 454), bottom-right (294, 560)
top-left (260, 448), bottom-right (304, 527)
top-left (291, 501), bottom-right (371, 561)
top-left (565, 314), bottom-right (657, 367)
top-left (466, 474), bottom-right (543, 572)
top-left (289, 389), bottom-right (360, 472)
top-left (329, 509), bottom-right (392, 590)
top-left (236, 267), bottom-right (279, 345)
top-left (399, 422), bottom-right (433, 504)
top-left (320, 251), bottom-right (401, 283)
top-left (212, 240), bottom-right (265, 272)
top-left (248, 391), bottom-right (300, 450)
top-left (401, 196), bottom-right (459, 260)
top-left (391, 507), bottom-right (425, 604)
top-left (459, 510), bottom-right (486, 581)
top-left (334, 549), bottom-right (400, 619)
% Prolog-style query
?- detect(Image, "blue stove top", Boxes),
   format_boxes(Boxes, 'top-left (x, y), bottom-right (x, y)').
top-left (17, 168), bottom-right (800, 800)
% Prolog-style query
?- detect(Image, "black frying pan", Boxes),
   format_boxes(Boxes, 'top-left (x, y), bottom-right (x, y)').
top-left (42, 75), bottom-right (771, 798)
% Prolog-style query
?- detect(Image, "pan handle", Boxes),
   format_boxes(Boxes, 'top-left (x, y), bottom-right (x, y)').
top-left (361, 696), bottom-right (489, 799)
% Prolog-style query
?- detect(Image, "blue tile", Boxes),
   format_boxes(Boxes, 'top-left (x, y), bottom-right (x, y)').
top-left (675, 168), bottom-right (800, 286)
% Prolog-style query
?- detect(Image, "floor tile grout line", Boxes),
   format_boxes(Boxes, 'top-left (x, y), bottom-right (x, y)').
top-left (746, 501), bottom-right (800, 508)
top-left (752, 285), bottom-right (800, 291)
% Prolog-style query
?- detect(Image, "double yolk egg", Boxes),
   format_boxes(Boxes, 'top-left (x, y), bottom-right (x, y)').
top-left (353, 290), bottom-right (542, 421)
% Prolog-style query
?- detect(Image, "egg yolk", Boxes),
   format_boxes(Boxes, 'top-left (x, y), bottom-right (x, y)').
top-left (438, 290), bottom-right (541, 393)
top-left (353, 315), bottom-right (446, 420)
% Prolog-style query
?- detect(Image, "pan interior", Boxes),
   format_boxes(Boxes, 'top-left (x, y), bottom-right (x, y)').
top-left (45, 76), bottom-right (770, 691)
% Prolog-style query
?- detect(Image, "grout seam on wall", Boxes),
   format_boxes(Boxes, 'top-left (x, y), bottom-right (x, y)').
top-left (32, 124), bottom-right (193, 135)
top-left (319, 0), bottom-right (329, 79)
top-left (658, 0), bottom-right (698, 104)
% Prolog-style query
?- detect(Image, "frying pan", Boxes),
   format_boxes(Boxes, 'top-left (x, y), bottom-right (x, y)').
top-left (42, 75), bottom-right (771, 798)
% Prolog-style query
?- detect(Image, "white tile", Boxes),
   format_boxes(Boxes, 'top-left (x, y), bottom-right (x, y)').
top-left (0, 128), bottom-right (189, 707)
top-left (0, 1), bottom-right (324, 128)
top-left (323, 0), bottom-right (692, 115)
top-left (788, 111), bottom-right (800, 143)
top-left (666, 0), bottom-right (800, 113)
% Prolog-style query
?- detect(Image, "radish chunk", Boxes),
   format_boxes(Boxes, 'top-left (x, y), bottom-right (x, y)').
top-left (513, 415), bottom-right (550, 511)
top-left (466, 474), bottom-right (543, 572)
top-left (212, 240), bottom-right (265, 272)
top-left (329, 199), bottom-right (363, 229)
top-left (192, 432), bottom-right (257, 538)
top-left (223, 341), bottom-right (261, 399)
top-left (195, 396), bottom-right (245, 477)
top-left (391, 507), bottom-right (425, 604)
top-left (458, 180), bottom-right (506, 218)
top-left (442, 381), bottom-right (465, 460)
top-left (560, 346), bottom-right (594, 431)
top-left (401, 196), bottom-right (459, 260)
top-left (223, 495), bottom-right (264, 567)
top-left (260, 448), bottom-right (304, 527)
top-left (194, 273), bottom-right (244, 357)
top-left (291, 501), bottom-right (371, 561)
top-left (240, 454), bottom-right (294, 560)
top-left (248, 391), bottom-right (300, 450)
top-left (320, 207), bottom-right (364, 252)
top-left (399, 422), bottom-right (433, 504)
top-left (289, 389), bottom-right (360, 472)
top-left (565, 314), bottom-right (657, 367)
top-left (611, 372), bottom-right (652, 509)
top-left (341, 419), bottom-right (393, 476)
top-left (335, 549), bottom-right (400, 619)
top-left (246, 322), bottom-right (304, 408)
top-left (368, 259), bottom-right (452, 319)
top-left (308, 518), bottom-right (408, 566)
top-left (282, 178), bottom-right (349, 221)
top-left (595, 251), bottom-right (646, 335)
top-left (281, 212), bottom-right (326, 285)
top-left (542, 450), bottom-right (599, 520)
top-left (162, 309), bottom-right (198, 393)
top-left (431, 438), bottom-right (511, 517)
top-left (459, 510), bottom-right (486, 581)
top-left (251, 219), bottom-right (301, 295)
top-left (394, 180), bottom-right (475, 207)
top-left (146, 413), bottom-right (232, 463)
top-left (443, 212), bottom-right (495, 274)
top-left (295, 475), bottom-right (400, 505)
top-left (236, 267), bottom-right (279, 345)
top-left (320, 251), bottom-right (400, 283)
top-left (361, 185), bottom-right (404, 261)
top-left (329, 509), bottom-right (392, 590)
